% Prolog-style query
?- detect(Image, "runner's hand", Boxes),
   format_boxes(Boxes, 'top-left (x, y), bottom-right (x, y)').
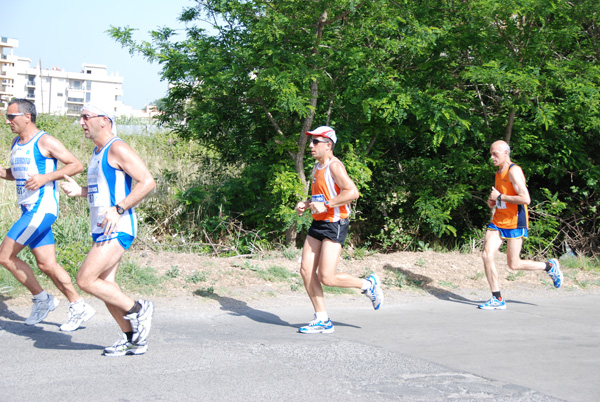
top-left (25, 174), bottom-right (47, 190)
top-left (61, 175), bottom-right (82, 197)
top-left (99, 207), bottom-right (120, 235)
top-left (295, 200), bottom-right (309, 216)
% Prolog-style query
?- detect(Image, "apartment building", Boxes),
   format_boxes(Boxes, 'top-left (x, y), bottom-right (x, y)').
top-left (1, 36), bottom-right (132, 116)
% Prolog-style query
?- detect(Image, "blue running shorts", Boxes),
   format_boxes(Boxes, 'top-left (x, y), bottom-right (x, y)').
top-left (7, 208), bottom-right (56, 249)
top-left (487, 222), bottom-right (528, 239)
top-left (92, 232), bottom-right (135, 250)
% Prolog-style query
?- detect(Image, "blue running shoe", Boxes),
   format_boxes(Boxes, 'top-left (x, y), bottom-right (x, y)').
top-left (363, 274), bottom-right (384, 310)
top-left (298, 318), bottom-right (334, 334)
top-left (478, 296), bottom-right (506, 310)
top-left (547, 258), bottom-right (562, 288)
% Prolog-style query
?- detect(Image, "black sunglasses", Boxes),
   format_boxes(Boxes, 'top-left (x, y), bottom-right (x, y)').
top-left (5, 113), bottom-right (25, 121)
top-left (311, 138), bottom-right (329, 145)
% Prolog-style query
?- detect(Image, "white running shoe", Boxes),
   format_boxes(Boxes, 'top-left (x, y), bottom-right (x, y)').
top-left (103, 333), bottom-right (148, 357)
top-left (60, 302), bottom-right (96, 332)
top-left (298, 318), bottom-right (335, 334)
top-left (125, 299), bottom-right (154, 345)
top-left (363, 274), bottom-right (384, 310)
top-left (24, 294), bottom-right (59, 325)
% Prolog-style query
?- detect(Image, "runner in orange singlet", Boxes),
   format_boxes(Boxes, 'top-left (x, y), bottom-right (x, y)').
top-left (294, 126), bottom-right (383, 333)
top-left (479, 140), bottom-right (563, 310)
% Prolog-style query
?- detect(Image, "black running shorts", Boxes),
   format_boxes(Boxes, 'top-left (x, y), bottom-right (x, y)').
top-left (307, 219), bottom-right (349, 245)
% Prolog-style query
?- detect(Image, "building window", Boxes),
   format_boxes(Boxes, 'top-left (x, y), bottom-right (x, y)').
top-left (57, 92), bottom-right (63, 97)
top-left (27, 89), bottom-right (35, 98)
top-left (86, 92), bottom-right (91, 102)
top-left (86, 80), bottom-right (91, 90)
top-left (70, 80), bottom-right (82, 90)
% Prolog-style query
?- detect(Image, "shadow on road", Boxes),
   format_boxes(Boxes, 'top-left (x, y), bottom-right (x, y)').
top-left (0, 299), bottom-right (103, 351)
top-left (210, 294), bottom-right (295, 328)
top-left (383, 263), bottom-right (480, 306)
top-left (383, 264), bottom-right (538, 307)
top-left (196, 293), bottom-right (361, 331)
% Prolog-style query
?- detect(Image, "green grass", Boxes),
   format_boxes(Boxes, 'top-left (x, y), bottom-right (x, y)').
top-left (281, 246), bottom-right (300, 260)
top-left (383, 271), bottom-right (423, 289)
top-left (560, 256), bottom-right (600, 273)
top-left (117, 259), bottom-right (163, 293)
top-left (323, 286), bottom-right (355, 295)
top-left (256, 265), bottom-right (299, 282)
top-left (438, 280), bottom-right (458, 289)
top-left (193, 286), bottom-right (215, 297)
top-left (0, 268), bottom-right (21, 297)
top-left (506, 271), bottom-right (525, 281)
top-left (470, 271), bottom-right (485, 281)
top-left (233, 260), bottom-right (260, 271)
top-left (186, 270), bottom-right (208, 284)
top-left (165, 266), bottom-right (181, 279)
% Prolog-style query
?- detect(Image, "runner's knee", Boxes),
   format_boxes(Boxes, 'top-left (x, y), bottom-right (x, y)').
top-left (318, 271), bottom-right (336, 287)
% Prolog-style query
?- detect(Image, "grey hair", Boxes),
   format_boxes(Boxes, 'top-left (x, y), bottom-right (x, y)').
top-left (8, 98), bottom-right (37, 123)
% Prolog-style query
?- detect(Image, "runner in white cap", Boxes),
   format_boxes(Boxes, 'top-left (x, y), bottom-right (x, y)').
top-left (61, 103), bottom-right (156, 356)
top-left (295, 126), bottom-right (384, 334)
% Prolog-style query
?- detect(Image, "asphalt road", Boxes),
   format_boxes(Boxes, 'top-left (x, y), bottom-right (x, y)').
top-left (1, 291), bottom-right (598, 401)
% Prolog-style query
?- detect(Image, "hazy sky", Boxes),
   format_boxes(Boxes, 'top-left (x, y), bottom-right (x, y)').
top-left (1, 0), bottom-right (201, 109)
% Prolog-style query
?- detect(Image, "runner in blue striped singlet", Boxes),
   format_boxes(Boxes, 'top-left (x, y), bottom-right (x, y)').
top-left (61, 103), bottom-right (156, 357)
top-left (0, 99), bottom-right (95, 330)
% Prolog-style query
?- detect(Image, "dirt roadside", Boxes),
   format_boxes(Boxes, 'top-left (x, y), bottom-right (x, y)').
top-left (128, 249), bottom-right (599, 307)
top-left (3, 249), bottom-right (597, 309)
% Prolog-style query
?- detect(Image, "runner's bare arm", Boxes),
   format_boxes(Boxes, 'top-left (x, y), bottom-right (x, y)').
top-left (25, 134), bottom-right (84, 190)
top-left (327, 160), bottom-right (360, 208)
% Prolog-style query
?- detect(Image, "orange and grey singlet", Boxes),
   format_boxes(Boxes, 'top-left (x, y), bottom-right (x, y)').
top-left (491, 163), bottom-right (528, 229)
top-left (310, 157), bottom-right (349, 222)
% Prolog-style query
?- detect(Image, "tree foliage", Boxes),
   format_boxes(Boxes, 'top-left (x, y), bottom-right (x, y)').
top-left (110, 0), bottom-right (600, 256)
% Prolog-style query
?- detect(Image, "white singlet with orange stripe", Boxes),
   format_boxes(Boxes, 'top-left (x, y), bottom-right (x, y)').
top-left (310, 157), bottom-right (349, 222)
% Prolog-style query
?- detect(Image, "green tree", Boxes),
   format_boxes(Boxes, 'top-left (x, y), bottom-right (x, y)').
top-left (110, 0), bottom-right (600, 255)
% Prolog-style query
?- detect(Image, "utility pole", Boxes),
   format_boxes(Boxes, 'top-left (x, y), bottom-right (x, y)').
top-left (38, 59), bottom-right (44, 112)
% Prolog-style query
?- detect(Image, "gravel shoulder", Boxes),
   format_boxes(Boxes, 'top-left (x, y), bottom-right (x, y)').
top-left (126, 249), bottom-right (599, 308)
top-left (3, 249), bottom-right (597, 309)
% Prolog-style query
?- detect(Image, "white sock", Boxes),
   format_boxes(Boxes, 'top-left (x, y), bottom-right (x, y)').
top-left (70, 299), bottom-right (84, 310)
top-left (33, 290), bottom-right (48, 301)
top-left (315, 312), bottom-right (329, 322)
top-left (361, 279), bottom-right (370, 291)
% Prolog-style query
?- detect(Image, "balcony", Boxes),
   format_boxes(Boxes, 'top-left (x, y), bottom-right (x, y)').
top-left (66, 106), bottom-right (82, 117)
top-left (67, 97), bottom-right (85, 104)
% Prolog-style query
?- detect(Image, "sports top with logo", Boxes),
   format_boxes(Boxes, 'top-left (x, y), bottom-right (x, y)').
top-left (87, 137), bottom-right (137, 240)
top-left (491, 163), bottom-right (529, 229)
top-left (311, 157), bottom-right (349, 222)
top-left (10, 131), bottom-right (58, 215)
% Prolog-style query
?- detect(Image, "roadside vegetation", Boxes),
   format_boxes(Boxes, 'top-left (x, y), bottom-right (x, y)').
top-left (0, 116), bottom-right (599, 298)
top-left (2, 0), bottom-right (600, 297)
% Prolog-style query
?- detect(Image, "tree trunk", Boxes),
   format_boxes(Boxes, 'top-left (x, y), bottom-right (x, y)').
top-left (505, 107), bottom-right (515, 144)
top-left (287, 11), bottom-right (330, 247)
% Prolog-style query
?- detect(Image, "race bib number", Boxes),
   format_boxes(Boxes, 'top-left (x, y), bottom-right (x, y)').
top-left (16, 179), bottom-right (26, 197)
top-left (87, 184), bottom-right (102, 207)
top-left (311, 194), bottom-right (325, 203)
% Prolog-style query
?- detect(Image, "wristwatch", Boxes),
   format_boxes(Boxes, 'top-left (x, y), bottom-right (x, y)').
top-left (115, 204), bottom-right (125, 215)
top-left (497, 194), bottom-right (502, 203)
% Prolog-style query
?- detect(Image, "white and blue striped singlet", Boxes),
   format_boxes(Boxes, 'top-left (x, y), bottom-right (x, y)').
top-left (87, 137), bottom-right (137, 240)
top-left (10, 131), bottom-right (59, 215)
